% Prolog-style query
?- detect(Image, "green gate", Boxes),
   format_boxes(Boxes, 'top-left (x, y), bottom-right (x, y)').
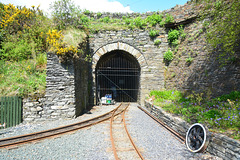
top-left (0, 96), bottom-right (22, 128)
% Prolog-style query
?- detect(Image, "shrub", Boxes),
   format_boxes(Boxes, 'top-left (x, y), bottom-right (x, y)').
top-left (146, 13), bottom-right (163, 26)
top-left (83, 10), bottom-right (90, 15)
top-left (178, 25), bottom-right (186, 40)
top-left (101, 16), bottom-right (110, 23)
top-left (149, 29), bottom-right (159, 38)
top-left (150, 90), bottom-right (182, 102)
top-left (0, 38), bottom-right (33, 61)
top-left (213, 91), bottom-right (240, 102)
top-left (165, 14), bottom-right (174, 24)
top-left (134, 17), bottom-right (146, 29)
top-left (154, 39), bottom-right (161, 45)
top-left (36, 53), bottom-right (47, 67)
top-left (124, 18), bottom-right (132, 25)
top-left (172, 39), bottom-right (179, 46)
top-left (164, 49), bottom-right (174, 62)
top-left (168, 29), bottom-right (179, 43)
top-left (80, 15), bottom-right (90, 24)
top-left (186, 56), bottom-right (194, 63)
top-left (46, 29), bottom-right (78, 56)
top-left (97, 12), bottom-right (102, 18)
top-left (0, 3), bottom-right (50, 61)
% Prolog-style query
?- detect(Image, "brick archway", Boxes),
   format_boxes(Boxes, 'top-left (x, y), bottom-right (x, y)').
top-left (92, 42), bottom-right (147, 71)
top-left (91, 41), bottom-right (147, 104)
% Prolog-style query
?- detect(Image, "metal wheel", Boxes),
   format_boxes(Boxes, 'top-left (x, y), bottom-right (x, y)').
top-left (186, 123), bottom-right (209, 153)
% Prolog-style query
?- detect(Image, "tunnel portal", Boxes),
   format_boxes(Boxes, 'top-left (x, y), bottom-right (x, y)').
top-left (96, 50), bottom-right (140, 103)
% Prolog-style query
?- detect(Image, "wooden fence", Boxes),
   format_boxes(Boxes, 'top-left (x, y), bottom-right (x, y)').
top-left (0, 96), bottom-right (22, 128)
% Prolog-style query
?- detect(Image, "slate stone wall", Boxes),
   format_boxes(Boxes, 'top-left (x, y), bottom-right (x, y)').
top-left (89, 29), bottom-right (168, 104)
top-left (23, 53), bottom-right (89, 122)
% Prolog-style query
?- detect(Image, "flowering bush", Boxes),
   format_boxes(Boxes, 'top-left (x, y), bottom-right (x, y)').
top-left (0, 3), bottom-right (50, 60)
top-left (1, 4), bottom-right (41, 34)
top-left (46, 29), bottom-right (78, 58)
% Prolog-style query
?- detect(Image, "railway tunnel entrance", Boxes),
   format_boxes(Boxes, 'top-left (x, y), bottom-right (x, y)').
top-left (96, 50), bottom-right (140, 103)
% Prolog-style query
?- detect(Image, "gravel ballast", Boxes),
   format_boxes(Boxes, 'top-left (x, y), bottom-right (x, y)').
top-left (0, 103), bottom-right (221, 159)
top-left (0, 105), bottom-right (116, 159)
top-left (126, 103), bottom-right (221, 160)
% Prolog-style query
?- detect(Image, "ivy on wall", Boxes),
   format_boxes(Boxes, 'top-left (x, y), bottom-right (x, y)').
top-left (197, 0), bottom-right (240, 65)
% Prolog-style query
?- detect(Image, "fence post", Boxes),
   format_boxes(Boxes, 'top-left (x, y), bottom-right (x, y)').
top-left (18, 97), bottom-right (22, 125)
top-left (0, 97), bottom-right (4, 127)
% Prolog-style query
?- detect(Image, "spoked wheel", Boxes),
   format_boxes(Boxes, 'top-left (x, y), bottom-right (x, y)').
top-left (186, 123), bottom-right (209, 153)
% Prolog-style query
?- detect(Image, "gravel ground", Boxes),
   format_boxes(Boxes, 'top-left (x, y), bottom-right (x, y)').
top-left (0, 103), bottom-right (222, 159)
top-left (0, 104), bottom-right (116, 160)
top-left (0, 123), bottom-right (110, 160)
top-left (126, 103), bottom-right (222, 160)
top-left (0, 104), bottom-right (117, 139)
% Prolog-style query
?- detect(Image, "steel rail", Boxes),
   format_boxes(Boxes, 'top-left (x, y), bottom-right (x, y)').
top-left (110, 104), bottom-right (122, 160)
top-left (110, 103), bottom-right (144, 160)
top-left (0, 104), bottom-right (123, 148)
top-left (122, 105), bottom-right (144, 160)
top-left (138, 105), bottom-right (185, 144)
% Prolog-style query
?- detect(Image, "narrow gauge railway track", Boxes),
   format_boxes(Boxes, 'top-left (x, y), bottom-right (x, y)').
top-left (110, 103), bottom-right (144, 160)
top-left (137, 106), bottom-right (185, 144)
top-left (0, 103), bottom-right (124, 149)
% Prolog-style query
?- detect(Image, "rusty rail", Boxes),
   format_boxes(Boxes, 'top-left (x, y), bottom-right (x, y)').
top-left (0, 104), bottom-right (122, 149)
top-left (110, 103), bottom-right (144, 160)
top-left (138, 105), bottom-right (185, 144)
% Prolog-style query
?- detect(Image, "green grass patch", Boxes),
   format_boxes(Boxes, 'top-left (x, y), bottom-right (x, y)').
top-left (149, 90), bottom-right (240, 140)
top-left (0, 53), bottom-right (47, 97)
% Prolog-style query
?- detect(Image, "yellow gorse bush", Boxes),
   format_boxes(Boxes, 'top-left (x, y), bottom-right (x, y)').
top-left (1, 4), bottom-right (41, 34)
top-left (46, 29), bottom-right (78, 56)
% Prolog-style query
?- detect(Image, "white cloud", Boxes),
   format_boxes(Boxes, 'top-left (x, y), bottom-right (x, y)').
top-left (1, 0), bottom-right (133, 14)
top-left (74, 0), bottom-right (133, 13)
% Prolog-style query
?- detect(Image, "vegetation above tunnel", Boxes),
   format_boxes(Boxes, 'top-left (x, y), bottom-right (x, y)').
top-left (0, 0), bottom-right (239, 97)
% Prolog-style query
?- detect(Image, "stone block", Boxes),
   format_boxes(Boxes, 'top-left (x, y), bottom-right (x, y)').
top-left (25, 102), bottom-right (34, 107)
top-left (106, 43), bottom-right (118, 52)
top-left (67, 112), bottom-right (75, 117)
top-left (51, 106), bottom-right (62, 110)
top-left (36, 107), bottom-right (43, 111)
top-left (25, 118), bottom-right (35, 121)
top-left (30, 108), bottom-right (37, 112)
top-left (46, 110), bottom-right (53, 114)
top-left (51, 112), bottom-right (60, 116)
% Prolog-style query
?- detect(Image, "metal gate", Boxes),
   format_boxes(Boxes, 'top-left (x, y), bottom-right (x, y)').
top-left (96, 50), bottom-right (140, 103)
top-left (0, 96), bottom-right (22, 128)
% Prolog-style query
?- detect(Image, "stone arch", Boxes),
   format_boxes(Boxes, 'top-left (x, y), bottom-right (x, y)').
top-left (92, 41), bottom-right (147, 71)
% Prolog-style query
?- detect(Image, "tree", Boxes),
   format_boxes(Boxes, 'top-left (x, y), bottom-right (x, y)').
top-left (50, 0), bottom-right (78, 29)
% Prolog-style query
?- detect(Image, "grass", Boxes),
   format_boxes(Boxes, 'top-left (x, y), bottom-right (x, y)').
top-left (62, 28), bottom-right (87, 48)
top-left (149, 90), bottom-right (240, 140)
top-left (0, 53), bottom-right (47, 98)
top-left (88, 22), bottom-right (128, 32)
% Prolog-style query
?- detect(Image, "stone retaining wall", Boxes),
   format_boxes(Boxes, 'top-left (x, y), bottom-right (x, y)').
top-left (144, 100), bottom-right (240, 160)
top-left (89, 29), bottom-right (168, 105)
top-left (84, 0), bottom-right (197, 23)
top-left (44, 53), bottom-right (76, 120)
top-left (23, 97), bottom-right (45, 122)
top-left (23, 53), bottom-right (89, 122)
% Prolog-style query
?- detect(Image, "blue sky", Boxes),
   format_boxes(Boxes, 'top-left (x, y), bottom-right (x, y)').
top-left (1, 0), bottom-right (189, 13)
top-left (116, 0), bottom-right (189, 13)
